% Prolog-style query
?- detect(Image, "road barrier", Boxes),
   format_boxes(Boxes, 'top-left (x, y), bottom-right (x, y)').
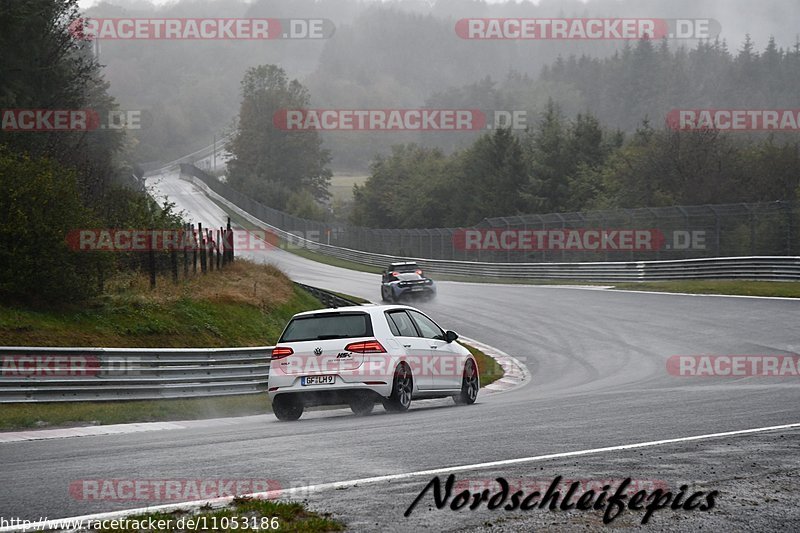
top-left (181, 169), bottom-right (800, 282)
top-left (294, 282), bottom-right (361, 307)
top-left (0, 346), bottom-right (272, 403)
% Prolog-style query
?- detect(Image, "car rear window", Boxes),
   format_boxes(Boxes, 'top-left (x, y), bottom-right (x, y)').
top-left (391, 263), bottom-right (419, 272)
top-left (279, 313), bottom-right (372, 342)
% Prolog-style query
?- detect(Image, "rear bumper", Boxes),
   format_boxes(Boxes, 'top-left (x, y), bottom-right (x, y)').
top-left (268, 373), bottom-right (393, 403)
top-left (271, 388), bottom-right (386, 407)
top-left (395, 285), bottom-right (436, 298)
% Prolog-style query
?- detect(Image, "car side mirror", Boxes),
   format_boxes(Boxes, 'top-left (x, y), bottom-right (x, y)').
top-left (444, 330), bottom-right (458, 343)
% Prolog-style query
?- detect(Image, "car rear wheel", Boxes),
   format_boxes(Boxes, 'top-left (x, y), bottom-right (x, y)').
top-left (349, 394), bottom-right (375, 416)
top-left (383, 363), bottom-right (412, 412)
top-left (454, 360), bottom-right (479, 405)
top-left (272, 395), bottom-right (304, 421)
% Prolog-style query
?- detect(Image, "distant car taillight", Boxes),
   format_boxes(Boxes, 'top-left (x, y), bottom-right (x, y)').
top-left (271, 346), bottom-right (294, 360)
top-left (345, 340), bottom-right (386, 353)
top-left (415, 269), bottom-right (423, 275)
top-left (391, 271), bottom-right (400, 277)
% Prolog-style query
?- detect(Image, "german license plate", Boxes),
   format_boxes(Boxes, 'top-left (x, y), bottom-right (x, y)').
top-left (301, 375), bottom-right (335, 386)
top-left (412, 287), bottom-right (424, 291)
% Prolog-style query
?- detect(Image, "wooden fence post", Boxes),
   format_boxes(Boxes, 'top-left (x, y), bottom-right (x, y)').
top-left (148, 229), bottom-right (156, 289)
top-left (192, 223), bottom-right (198, 274)
top-left (227, 217), bottom-right (234, 262)
top-left (207, 229), bottom-right (214, 272)
top-left (183, 224), bottom-right (189, 278)
top-left (216, 228), bottom-right (222, 269)
top-left (199, 222), bottom-right (207, 273)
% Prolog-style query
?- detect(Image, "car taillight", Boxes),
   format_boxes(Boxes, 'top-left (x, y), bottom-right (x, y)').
top-left (391, 271), bottom-right (400, 277)
top-left (415, 269), bottom-right (423, 275)
top-left (345, 340), bottom-right (386, 353)
top-left (271, 346), bottom-right (294, 359)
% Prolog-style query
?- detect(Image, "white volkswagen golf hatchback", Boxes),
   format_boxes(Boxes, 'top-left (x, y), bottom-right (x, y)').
top-left (267, 305), bottom-right (479, 420)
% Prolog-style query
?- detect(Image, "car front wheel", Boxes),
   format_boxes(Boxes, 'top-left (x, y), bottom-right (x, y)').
top-left (383, 363), bottom-right (412, 412)
top-left (272, 395), bottom-right (304, 421)
top-left (454, 360), bottom-right (479, 405)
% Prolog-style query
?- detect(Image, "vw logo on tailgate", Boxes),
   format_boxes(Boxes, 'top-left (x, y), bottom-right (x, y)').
top-left (313, 347), bottom-right (323, 356)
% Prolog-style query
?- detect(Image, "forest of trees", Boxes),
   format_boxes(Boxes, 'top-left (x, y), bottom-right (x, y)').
top-left (351, 103), bottom-right (800, 228)
top-left (0, 0), bottom-right (180, 301)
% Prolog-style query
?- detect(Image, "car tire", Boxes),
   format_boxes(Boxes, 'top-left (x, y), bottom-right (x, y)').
top-left (272, 395), bottom-right (304, 421)
top-left (454, 359), bottom-right (479, 405)
top-left (383, 363), bottom-right (412, 412)
top-left (381, 286), bottom-right (390, 302)
top-left (349, 395), bottom-right (375, 416)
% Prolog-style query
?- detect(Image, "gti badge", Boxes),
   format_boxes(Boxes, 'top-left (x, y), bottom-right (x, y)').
top-left (314, 347), bottom-right (323, 356)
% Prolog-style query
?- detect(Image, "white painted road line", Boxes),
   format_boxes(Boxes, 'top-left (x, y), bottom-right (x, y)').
top-left (5, 422), bottom-right (798, 533)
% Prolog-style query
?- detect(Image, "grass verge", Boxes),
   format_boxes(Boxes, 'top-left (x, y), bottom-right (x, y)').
top-left (464, 342), bottom-right (504, 388)
top-left (0, 260), bottom-right (321, 429)
top-left (0, 260), bottom-right (320, 348)
top-left (610, 280), bottom-right (800, 298)
top-left (90, 496), bottom-right (343, 532)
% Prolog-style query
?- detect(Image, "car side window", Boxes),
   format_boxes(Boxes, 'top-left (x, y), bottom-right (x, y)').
top-left (386, 314), bottom-right (400, 336)
top-left (407, 310), bottom-right (444, 340)
top-left (386, 311), bottom-right (418, 337)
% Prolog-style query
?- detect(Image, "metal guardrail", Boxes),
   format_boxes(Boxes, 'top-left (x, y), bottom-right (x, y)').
top-left (177, 163), bottom-right (799, 263)
top-left (184, 172), bottom-right (800, 282)
top-left (295, 282), bottom-right (362, 308)
top-left (0, 346), bottom-right (272, 403)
